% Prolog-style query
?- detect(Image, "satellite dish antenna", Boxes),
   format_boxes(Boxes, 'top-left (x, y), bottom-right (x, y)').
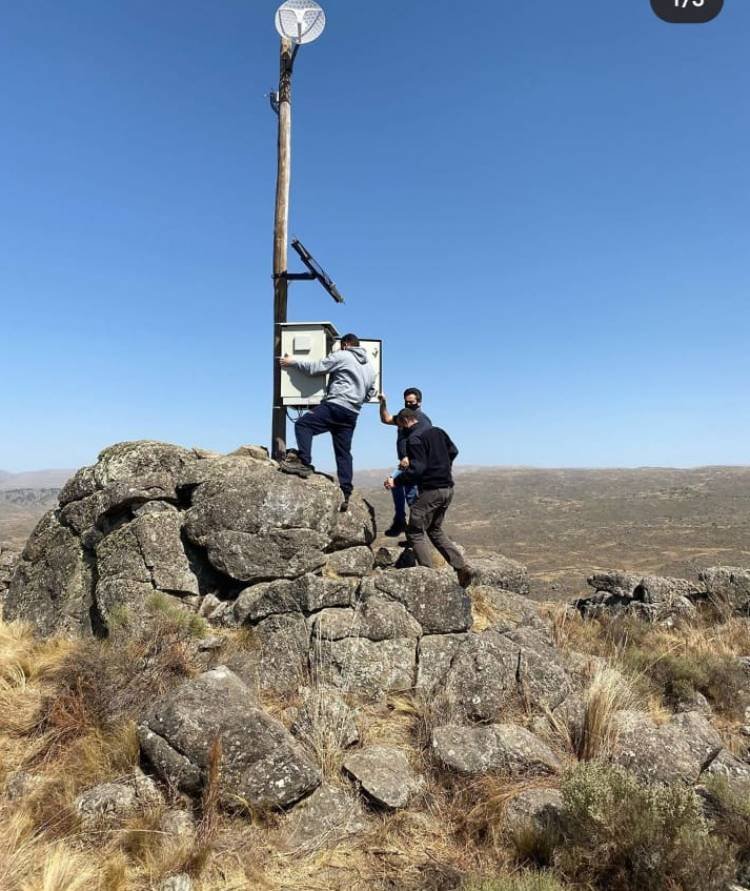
top-left (274, 0), bottom-right (326, 45)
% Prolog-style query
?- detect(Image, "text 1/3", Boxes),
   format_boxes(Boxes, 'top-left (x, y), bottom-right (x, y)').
top-left (651, 0), bottom-right (723, 23)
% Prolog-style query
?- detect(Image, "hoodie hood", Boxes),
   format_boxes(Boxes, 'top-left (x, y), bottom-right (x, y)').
top-left (346, 346), bottom-right (370, 365)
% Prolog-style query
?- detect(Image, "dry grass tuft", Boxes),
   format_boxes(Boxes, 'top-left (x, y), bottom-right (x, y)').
top-left (575, 667), bottom-right (636, 761)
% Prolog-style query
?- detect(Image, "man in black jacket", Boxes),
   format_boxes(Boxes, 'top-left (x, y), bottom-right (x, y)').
top-left (384, 408), bottom-right (474, 588)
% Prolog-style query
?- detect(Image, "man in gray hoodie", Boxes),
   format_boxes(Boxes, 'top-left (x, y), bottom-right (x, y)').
top-left (279, 333), bottom-right (377, 508)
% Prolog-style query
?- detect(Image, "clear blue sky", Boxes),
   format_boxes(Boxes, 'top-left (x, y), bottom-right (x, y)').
top-left (1, 0), bottom-right (748, 472)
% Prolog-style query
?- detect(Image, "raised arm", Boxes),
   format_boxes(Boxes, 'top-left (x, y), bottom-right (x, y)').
top-left (284, 352), bottom-right (344, 377)
top-left (379, 393), bottom-right (397, 426)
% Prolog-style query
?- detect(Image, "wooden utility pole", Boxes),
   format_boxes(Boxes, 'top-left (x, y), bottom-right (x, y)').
top-left (271, 37), bottom-right (295, 460)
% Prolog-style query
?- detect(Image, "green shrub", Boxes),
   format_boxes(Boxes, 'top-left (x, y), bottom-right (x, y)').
top-left (624, 646), bottom-right (748, 717)
top-left (554, 762), bottom-right (735, 891)
top-left (702, 775), bottom-right (750, 883)
top-left (464, 871), bottom-right (570, 891)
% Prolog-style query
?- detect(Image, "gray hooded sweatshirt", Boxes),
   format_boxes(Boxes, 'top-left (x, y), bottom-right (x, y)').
top-left (294, 346), bottom-right (377, 415)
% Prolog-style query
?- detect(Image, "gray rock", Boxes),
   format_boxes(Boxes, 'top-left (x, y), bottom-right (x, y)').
top-left (310, 608), bottom-right (358, 641)
top-left (159, 808), bottom-right (196, 842)
top-left (675, 690), bottom-right (712, 716)
top-left (279, 783), bottom-right (367, 852)
top-left (504, 788), bottom-right (564, 836)
top-left (60, 473), bottom-right (178, 540)
top-left (478, 587), bottom-right (547, 634)
top-left (234, 578), bottom-right (303, 624)
top-left (227, 444), bottom-right (272, 462)
top-left (471, 555), bottom-right (529, 594)
top-left (255, 613), bottom-right (309, 693)
top-left (442, 630), bottom-right (572, 723)
top-left (98, 510), bottom-right (198, 597)
top-left (612, 710), bottom-right (722, 784)
top-left (94, 511), bottom-right (199, 627)
top-left (74, 771), bottom-right (162, 827)
top-left (313, 637), bottom-right (416, 695)
top-left (201, 528), bottom-right (329, 584)
top-left (670, 711), bottom-right (724, 764)
top-left (356, 595), bottom-right (422, 641)
top-left (343, 746), bottom-right (424, 809)
top-left (0, 544), bottom-right (20, 601)
top-left (432, 724), bottom-right (562, 776)
top-left (138, 667), bottom-right (320, 810)
top-left (325, 546), bottom-right (374, 578)
top-left (360, 567), bottom-right (472, 634)
top-left (586, 570), bottom-right (642, 597)
top-left (634, 575), bottom-right (703, 604)
top-left (291, 686), bottom-right (359, 751)
top-left (4, 511), bottom-right (94, 635)
top-left (184, 461), bottom-right (337, 582)
top-left (416, 633), bottom-right (469, 694)
top-left (299, 574), bottom-right (360, 612)
top-left (700, 566), bottom-right (750, 614)
top-left (328, 494), bottom-right (376, 550)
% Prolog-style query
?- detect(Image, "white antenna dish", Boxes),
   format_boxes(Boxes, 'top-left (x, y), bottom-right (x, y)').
top-left (274, 0), bottom-right (326, 45)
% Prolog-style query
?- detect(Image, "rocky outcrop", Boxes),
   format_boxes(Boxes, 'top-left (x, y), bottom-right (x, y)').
top-left (700, 566), bottom-right (750, 615)
top-left (4, 441), bottom-right (374, 636)
top-left (574, 570), bottom-right (707, 624)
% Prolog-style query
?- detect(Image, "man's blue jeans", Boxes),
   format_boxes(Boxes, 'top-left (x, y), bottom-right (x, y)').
top-left (294, 402), bottom-right (358, 496)
top-left (392, 473), bottom-right (419, 521)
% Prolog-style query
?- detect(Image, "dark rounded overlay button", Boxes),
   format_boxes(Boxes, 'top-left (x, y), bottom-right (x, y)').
top-left (651, 0), bottom-right (724, 23)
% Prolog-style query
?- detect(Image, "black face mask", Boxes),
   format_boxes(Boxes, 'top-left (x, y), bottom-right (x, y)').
top-left (404, 403), bottom-right (419, 410)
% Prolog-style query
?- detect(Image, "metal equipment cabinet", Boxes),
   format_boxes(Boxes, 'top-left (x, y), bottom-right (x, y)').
top-left (280, 322), bottom-right (382, 408)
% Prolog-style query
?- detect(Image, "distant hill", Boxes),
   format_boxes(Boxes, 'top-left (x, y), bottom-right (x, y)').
top-left (0, 469), bottom-right (73, 491)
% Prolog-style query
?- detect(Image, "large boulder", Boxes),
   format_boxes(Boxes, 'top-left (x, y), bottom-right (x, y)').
top-left (471, 555), bottom-right (529, 594)
top-left (4, 441), bottom-right (377, 638)
top-left (312, 637), bottom-right (417, 695)
top-left (611, 710), bottom-right (723, 785)
top-left (138, 667), bottom-right (320, 810)
top-left (359, 567), bottom-right (472, 634)
top-left (95, 510), bottom-right (199, 624)
top-left (440, 629), bottom-right (572, 723)
top-left (4, 512), bottom-right (94, 635)
top-left (432, 724), bottom-right (562, 777)
top-left (700, 566), bottom-right (750, 614)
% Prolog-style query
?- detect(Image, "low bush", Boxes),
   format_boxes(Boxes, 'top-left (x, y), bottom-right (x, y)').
top-left (554, 762), bottom-right (736, 890)
top-left (465, 871), bottom-right (570, 891)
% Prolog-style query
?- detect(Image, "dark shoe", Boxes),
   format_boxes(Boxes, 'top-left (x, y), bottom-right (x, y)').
top-left (339, 495), bottom-right (350, 513)
top-left (457, 565), bottom-right (475, 589)
top-left (279, 456), bottom-right (313, 479)
top-left (384, 518), bottom-right (407, 537)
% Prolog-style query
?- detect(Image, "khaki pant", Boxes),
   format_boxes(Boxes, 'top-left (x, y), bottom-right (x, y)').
top-left (406, 487), bottom-right (466, 571)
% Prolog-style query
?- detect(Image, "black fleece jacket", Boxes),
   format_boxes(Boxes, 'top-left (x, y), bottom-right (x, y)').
top-left (395, 425), bottom-right (459, 491)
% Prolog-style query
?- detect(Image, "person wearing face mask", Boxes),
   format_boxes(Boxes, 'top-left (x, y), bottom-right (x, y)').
top-left (279, 333), bottom-right (377, 511)
top-left (378, 388), bottom-right (432, 536)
